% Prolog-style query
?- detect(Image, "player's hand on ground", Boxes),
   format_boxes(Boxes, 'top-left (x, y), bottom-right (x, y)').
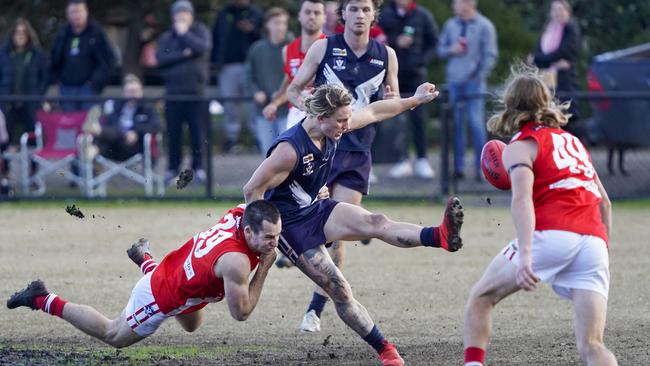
top-left (383, 85), bottom-right (398, 99)
top-left (262, 104), bottom-right (277, 121)
top-left (414, 83), bottom-right (439, 105)
top-left (516, 253), bottom-right (540, 291)
top-left (317, 186), bottom-right (330, 199)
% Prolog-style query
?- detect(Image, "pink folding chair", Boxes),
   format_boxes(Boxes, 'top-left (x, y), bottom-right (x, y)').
top-left (20, 110), bottom-right (87, 195)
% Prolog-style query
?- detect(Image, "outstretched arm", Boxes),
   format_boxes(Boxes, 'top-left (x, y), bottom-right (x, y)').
top-left (347, 82), bottom-right (438, 131)
top-left (218, 251), bottom-right (276, 321)
top-left (243, 142), bottom-right (297, 203)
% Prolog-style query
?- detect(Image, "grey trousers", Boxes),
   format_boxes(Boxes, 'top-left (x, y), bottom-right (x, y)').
top-left (218, 63), bottom-right (254, 144)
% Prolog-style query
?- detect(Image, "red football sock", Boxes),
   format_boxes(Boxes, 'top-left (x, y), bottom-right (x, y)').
top-left (34, 293), bottom-right (68, 318)
top-left (140, 256), bottom-right (158, 274)
top-left (464, 347), bottom-right (485, 365)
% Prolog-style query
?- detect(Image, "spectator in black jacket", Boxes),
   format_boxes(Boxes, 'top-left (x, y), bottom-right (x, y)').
top-left (379, 0), bottom-right (438, 180)
top-left (51, 0), bottom-right (116, 112)
top-left (211, 0), bottom-right (263, 152)
top-left (531, 0), bottom-right (581, 130)
top-left (156, 0), bottom-right (211, 183)
top-left (0, 18), bottom-right (49, 185)
top-left (88, 74), bottom-right (160, 162)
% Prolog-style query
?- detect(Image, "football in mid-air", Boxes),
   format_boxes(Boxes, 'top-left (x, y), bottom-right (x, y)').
top-left (480, 140), bottom-right (511, 190)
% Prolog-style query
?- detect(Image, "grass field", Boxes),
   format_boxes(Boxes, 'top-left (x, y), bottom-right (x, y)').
top-left (1, 200), bottom-right (649, 365)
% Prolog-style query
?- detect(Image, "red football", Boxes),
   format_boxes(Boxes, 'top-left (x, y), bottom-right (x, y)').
top-left (480, 140), bottom-right (511, 190)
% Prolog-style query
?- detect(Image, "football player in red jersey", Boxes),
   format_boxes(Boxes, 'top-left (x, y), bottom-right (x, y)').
top-left (263, 0), bottom-right (327, 128)
top-left (462, 66), bottom-right (617, 366)
top-left (7, 200), bottom-right (281, 348)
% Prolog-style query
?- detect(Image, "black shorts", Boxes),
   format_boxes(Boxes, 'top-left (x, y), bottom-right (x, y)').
top-left (326, 150), bottom-right (371, 195)
top-left (278, 199), bottom-right (339, 263)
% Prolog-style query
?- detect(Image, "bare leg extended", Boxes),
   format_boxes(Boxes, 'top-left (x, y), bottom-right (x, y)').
top-left (463, 254), bottom-right (520, 365)
top-left (572, 289), bottom-right (617, 365)
top-left (62, 303), bottom-right (144, 348)
top-left (324, 198), bottom-right (463, 251)
top-left (7, 280), bottom-right (143, 348)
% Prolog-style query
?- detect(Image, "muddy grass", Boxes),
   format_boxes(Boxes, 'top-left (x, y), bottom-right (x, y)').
top-left (1, 203), bottom-right (649, 365)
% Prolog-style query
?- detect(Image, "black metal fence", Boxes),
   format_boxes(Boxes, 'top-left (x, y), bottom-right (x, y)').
top-left (1, 90), bottom-right (649, 201)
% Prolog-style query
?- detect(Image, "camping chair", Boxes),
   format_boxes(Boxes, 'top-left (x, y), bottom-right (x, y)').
top-left (81, 132), bottom-right (165, 197)
top-left (19, 110), bottom-right (87, 196)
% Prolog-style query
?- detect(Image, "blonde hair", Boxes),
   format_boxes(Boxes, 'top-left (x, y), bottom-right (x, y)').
top-left (123, 73), bottom-right (142, 86)
top-left (304, 84), bottom-right (352, 118)
top-left (487, 64), bottom-right (570, 137)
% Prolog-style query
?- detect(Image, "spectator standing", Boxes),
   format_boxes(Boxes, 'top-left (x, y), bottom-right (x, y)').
top-left (246, 8), bottom-right (290, 156)
top-left (532, 0), bottom-right (581, 130)
top-left (211, 0), bottom-right (263, 153)
top-left (87, 75), bottom-right (160, 162)
top-left (51, 0), bottom-right (115, 112)
top-left (0, 18), bottom-right (49, 191)
top-left (437, 0), bottom-right (497, 181)
top-left (379, 0), bottom-right (438, 179)
top-left (156, 0), bottom-right (211, 183)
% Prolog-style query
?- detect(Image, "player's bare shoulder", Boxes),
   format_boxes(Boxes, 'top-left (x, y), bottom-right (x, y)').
top-left (306, 38), bottom-right (328, 63)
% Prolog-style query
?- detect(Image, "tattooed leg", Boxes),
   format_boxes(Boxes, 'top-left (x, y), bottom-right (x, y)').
top-left (296, 245), bottom-right (374, 336)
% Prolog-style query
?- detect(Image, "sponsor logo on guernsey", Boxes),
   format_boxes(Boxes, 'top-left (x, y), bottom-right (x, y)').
top-left (302, 154), bottom-right (315, 176)
top-left (332, 47), bottom-right (347, 56)
top-left (369, 58), bottom-right (384, 67)
top-left (333, 58), bottom-right (346, 71)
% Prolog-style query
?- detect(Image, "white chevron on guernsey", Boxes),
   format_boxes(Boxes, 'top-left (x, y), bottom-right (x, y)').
top-left (289, 180), bottom-right (318, 208)
top-left (322, 63), bottom-right (386, 111)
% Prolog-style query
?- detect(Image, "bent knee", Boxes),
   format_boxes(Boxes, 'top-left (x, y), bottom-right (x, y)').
top-left (468, 284), bottom-right (508, 306)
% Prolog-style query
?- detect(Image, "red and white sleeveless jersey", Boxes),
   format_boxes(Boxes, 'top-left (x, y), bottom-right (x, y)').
top-left (284, 34), bottom-right (326, 81)
top-left (511, 122), bottom-right (607, 243)
top-left (150, 205), bottom-right (260, 315)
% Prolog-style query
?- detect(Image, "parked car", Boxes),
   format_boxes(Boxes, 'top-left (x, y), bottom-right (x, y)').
top-left (587, 42), bottom-right (650, 174)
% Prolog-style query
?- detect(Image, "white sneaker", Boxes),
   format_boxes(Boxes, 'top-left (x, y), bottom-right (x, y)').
top-left (414, 158), bottom-right (435, 179)
top-left (388, 160), bottom-right (413, 178)
top-left (299, 309), bottom-right (321, 333)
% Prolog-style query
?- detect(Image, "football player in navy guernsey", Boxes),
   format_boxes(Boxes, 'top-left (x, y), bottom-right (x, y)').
top-left (244, 82), bottom-right (464, 366)
top-left (286, 0), bottom-right (403, 334)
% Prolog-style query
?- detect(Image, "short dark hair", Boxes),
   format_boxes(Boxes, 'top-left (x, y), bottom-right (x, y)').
top-left (337, 0), bottom-right (383, 25)
top-left (243, 200), bottom-right (281, 233)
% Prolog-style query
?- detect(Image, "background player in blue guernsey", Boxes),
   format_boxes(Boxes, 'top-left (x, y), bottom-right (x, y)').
top-left (286, 0), bottom-right (402, 335)
top-left (243, 83), bottom-right (464, 366)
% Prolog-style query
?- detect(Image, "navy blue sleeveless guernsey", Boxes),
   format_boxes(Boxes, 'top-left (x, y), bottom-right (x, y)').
top-left (264, 121), bottom-right (337, 225)
top-left (315, 34), bottom-right (388, 152)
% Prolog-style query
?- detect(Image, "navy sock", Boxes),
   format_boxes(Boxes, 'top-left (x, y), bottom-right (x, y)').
top-left (307, 292), bottom-right (328, 317)
top-left (420, 226), bottom-right (439, 247)
top-left (363, 325), bottom-right (386, 353)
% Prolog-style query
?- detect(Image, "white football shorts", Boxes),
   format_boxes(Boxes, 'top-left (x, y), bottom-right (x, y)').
top-left (502, 230), bottom-right (610, 300)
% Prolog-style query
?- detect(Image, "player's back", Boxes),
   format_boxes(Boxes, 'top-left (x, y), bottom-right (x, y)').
top-left (264, 122), bottom-right (336, 225)
top-left (512, 122), bottom-right (607, 242)
top-left (315, 34), bottom-right (388, 152)
top-left (150, 206), bottom-right (260, 315)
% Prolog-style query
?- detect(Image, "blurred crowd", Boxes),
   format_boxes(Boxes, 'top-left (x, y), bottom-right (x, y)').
top-left (0, 0), bottom-right (580, 194)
